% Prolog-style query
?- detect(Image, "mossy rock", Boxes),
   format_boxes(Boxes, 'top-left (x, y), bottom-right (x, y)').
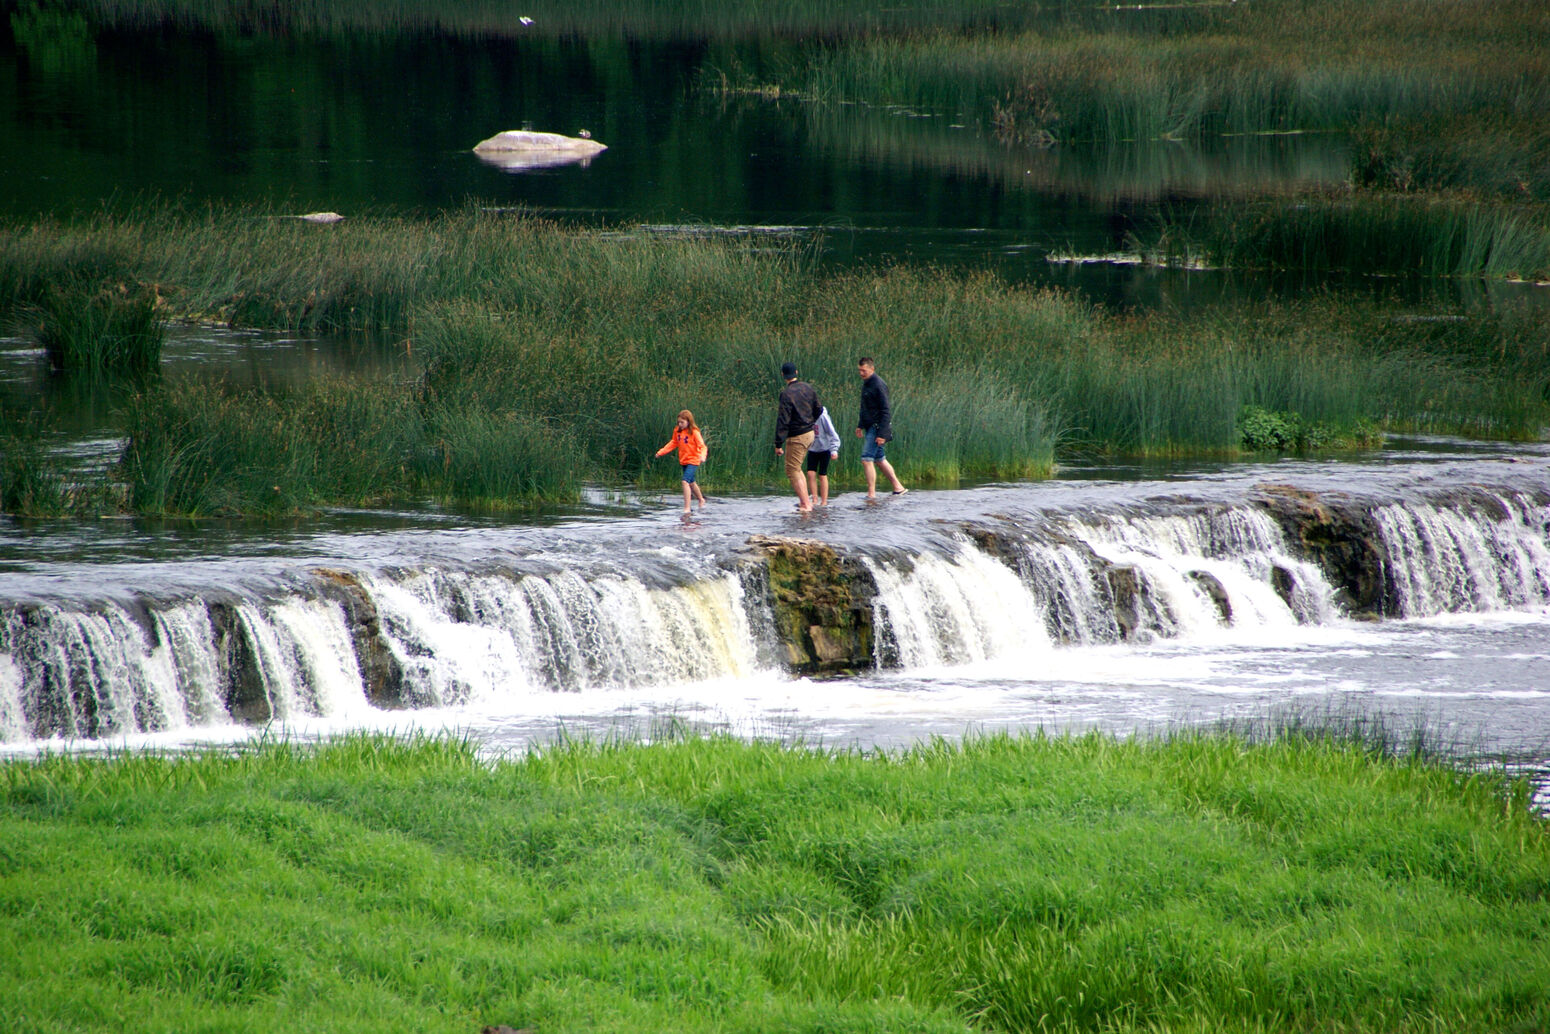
top-left (749, 536), bottom-right (877, 675)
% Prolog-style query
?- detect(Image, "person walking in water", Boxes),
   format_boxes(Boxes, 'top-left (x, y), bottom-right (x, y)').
top-left (774, 361), bottom-right (821, 513)
top-left (655, 409), bottom-right (708, 514)
top-left (806, 404), bottom-right (841, 507)
top-left (856, 356), bottom-right (906, 499)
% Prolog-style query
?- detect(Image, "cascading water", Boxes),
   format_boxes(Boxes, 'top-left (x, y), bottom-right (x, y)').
top-left (865, 543), bottom-right (1053, 669)
top-left (2, 470), bottom-right (1548, 748)
top-left (361, 567), bottom-right (765, 705)
top-left (1372, 492), bottom-right (1550, 617)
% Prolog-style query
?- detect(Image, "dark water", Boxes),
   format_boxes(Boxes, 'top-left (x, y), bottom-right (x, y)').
top-left (7, 11), bottom-right (1549, 314)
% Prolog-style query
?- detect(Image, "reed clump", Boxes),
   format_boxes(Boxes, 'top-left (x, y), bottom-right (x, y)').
top-left (1151, 194), bottom-right (1550, 282)
top-left (791, 0), bottom-right (1550, 146)
top-left (0, 727), bottom-right (1545, 1033)
top-left (26, 281), bottom-right (166, 380)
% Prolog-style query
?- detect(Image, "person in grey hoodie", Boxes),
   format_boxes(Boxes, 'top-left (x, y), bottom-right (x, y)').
top-left (805, 405), bottom-right (842, 506)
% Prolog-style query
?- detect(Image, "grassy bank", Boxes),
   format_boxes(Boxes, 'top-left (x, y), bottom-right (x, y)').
top-left (772, 0), bottom-right (1550, 154)
top-left (3, 208), bottom-right (1547, 515)
top-left (1, 729), bottom-right (1546, 1033)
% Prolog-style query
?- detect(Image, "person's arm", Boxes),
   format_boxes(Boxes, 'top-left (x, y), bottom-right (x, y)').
top-left (874, 380), bottom-right (893, 440)
top-left (655, 437), bottom-right (677, 457)
top-left (775, 391), bottom-right (793, 449)
top-left (693, 429), bottom-right (707, 460)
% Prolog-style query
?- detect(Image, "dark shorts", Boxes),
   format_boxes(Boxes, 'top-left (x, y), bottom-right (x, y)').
top-left (861, 426), bottom-right (888, 462)
top-left (805, 451), bottom-right (833, 476)
top-left (681, 463), bottom-right (699, 483)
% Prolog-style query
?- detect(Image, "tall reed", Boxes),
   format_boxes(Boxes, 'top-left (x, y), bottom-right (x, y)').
top-left (28, 282), bottom-right (166, 379)
top-left (1151, 194), bottom-right (1550, 281)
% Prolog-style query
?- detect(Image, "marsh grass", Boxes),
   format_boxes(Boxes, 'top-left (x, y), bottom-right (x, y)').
top-left (0, 422), bottom-right (70, 517)
top-left (1153, 194), bottom-right (1550, 282)
top-left (6, 208), bottom-right (1546, 514)
top-left (27, 282), bottom-right (165, 379)
top-left (788, 0), bottom-right (1550, 146)
top-left (1, 726), bottom-right (1546, 1033)
top-left (51, 0), bottom-right (1073, 37)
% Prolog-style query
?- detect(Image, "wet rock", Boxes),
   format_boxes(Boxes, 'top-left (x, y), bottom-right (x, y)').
top-left (1188, 570), bottom-right (1232, 624)
top-left (313, 568), bottom-right (411, 708)
top-left (748, 536), bottom-right (877, 674)
top-left (1270, 565), bottom-right (1298, 612)
top-left (1251, 484), bottom-right (1395, 618)
top-left (208, 601), bottom-right (270, 723)
top-left (1106, 565), bottom-right (1144, 641)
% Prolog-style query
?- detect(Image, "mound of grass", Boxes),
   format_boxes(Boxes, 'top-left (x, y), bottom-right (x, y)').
top-left (0, 729), bottom-right (1546, 1033)
top-left (26, 282), bottom-right (165, 380)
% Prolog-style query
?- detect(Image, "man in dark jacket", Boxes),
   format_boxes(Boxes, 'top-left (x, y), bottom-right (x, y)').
top-left (775, 361), bottom-right (821, 512)
top-left (856, 356), bottom-right (906, 498)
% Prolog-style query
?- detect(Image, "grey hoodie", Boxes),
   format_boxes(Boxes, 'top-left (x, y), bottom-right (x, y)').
top-left (812, 406), bottom-right (842, 454)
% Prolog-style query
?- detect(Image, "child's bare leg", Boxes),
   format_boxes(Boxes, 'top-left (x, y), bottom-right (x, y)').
top-left (805, 470), bottom-right (818, 503)
top-left (681, 481), bottom-right (693, 512)
top-left (693, 482), bottom-right (706, 507)
top-left (818, 474), bottom-right (829, 505)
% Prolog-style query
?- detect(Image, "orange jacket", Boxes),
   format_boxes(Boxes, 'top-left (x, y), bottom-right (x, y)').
top-left (656, 427), bottom-right (707, 466)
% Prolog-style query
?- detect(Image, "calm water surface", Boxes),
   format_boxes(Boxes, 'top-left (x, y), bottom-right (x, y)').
top-left (6, 14), bottom-right (1548, 312)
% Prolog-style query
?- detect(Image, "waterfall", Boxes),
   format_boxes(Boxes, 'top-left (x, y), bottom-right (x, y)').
top-left (362, 568), bottom-right (764, 704)
top-left (1372, 493), bottom-right (1550, 617)
top-left (3, 480), bottom-right (1548, 746)
top-left (1066, 507), bottom-right (1334, 635)
top-left (866, 544), bottom-right (1053, 668)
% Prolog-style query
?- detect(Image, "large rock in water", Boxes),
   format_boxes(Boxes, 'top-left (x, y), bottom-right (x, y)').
top-left (472, 130), bottom-right (607, 170)
top-left (747, 535), bottom-right (878, 676)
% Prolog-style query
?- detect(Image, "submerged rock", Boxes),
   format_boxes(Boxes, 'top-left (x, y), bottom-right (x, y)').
top-left (313, 568), bottom-right (412, 709)
top-left (208, 601), bottom-right (270, 723)
top-left (1188, 570), bottom-right (1233, 624)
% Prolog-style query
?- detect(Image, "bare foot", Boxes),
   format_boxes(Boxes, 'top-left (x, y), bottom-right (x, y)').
top-left (892, 488), bottom-right (908, 496)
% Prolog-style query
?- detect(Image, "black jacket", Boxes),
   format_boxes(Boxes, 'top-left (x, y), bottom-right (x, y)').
top-left (858, 373), bottom-right (893, 441)
top-left (775, 379), bottom-right (821, 447)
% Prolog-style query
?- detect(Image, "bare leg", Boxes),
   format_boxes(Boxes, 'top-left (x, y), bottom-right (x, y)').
top-left (862, 459), bottom-right (879, 499)
top-left (692, 482), bottom-right (707, 507)
top-left (788, 470), bottom-right (812, 511)
top-left (806, 470), bottom-right (818, 503)
top-left (818, 474), bottom-right (829, 505)
top-left (681, 481), bottom-right (693, 513)
top-left (878, 458), bottom-right (906, 494)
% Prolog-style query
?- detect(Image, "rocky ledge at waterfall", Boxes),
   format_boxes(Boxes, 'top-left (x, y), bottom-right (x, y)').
top-left (2, 458), bottom-right (1548, 744)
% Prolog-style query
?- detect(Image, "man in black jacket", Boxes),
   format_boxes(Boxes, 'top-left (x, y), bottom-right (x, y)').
top-left (856, 356), bottom-right (906, 498)
top-left (774, 361), bottom-right (820, 512)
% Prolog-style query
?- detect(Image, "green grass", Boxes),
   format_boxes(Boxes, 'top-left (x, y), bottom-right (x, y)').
top-left (4, 208), bottom-right (1547, 515)
top-left (1150, 194), bottom-right (1550, 282)
top-left (1, 727), bottom-right (1546, 1033)
top-left (25, 282), bottom-right (166, 379)
top-left (776, 0), bottom-right (1550, 146)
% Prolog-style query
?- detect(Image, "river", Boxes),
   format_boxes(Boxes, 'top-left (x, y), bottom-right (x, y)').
top-left (3, 12), bottom-right (1549, 775)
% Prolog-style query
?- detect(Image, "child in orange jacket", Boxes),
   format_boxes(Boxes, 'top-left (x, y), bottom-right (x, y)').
top-left (655, 409), bottom-right (708, 513)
